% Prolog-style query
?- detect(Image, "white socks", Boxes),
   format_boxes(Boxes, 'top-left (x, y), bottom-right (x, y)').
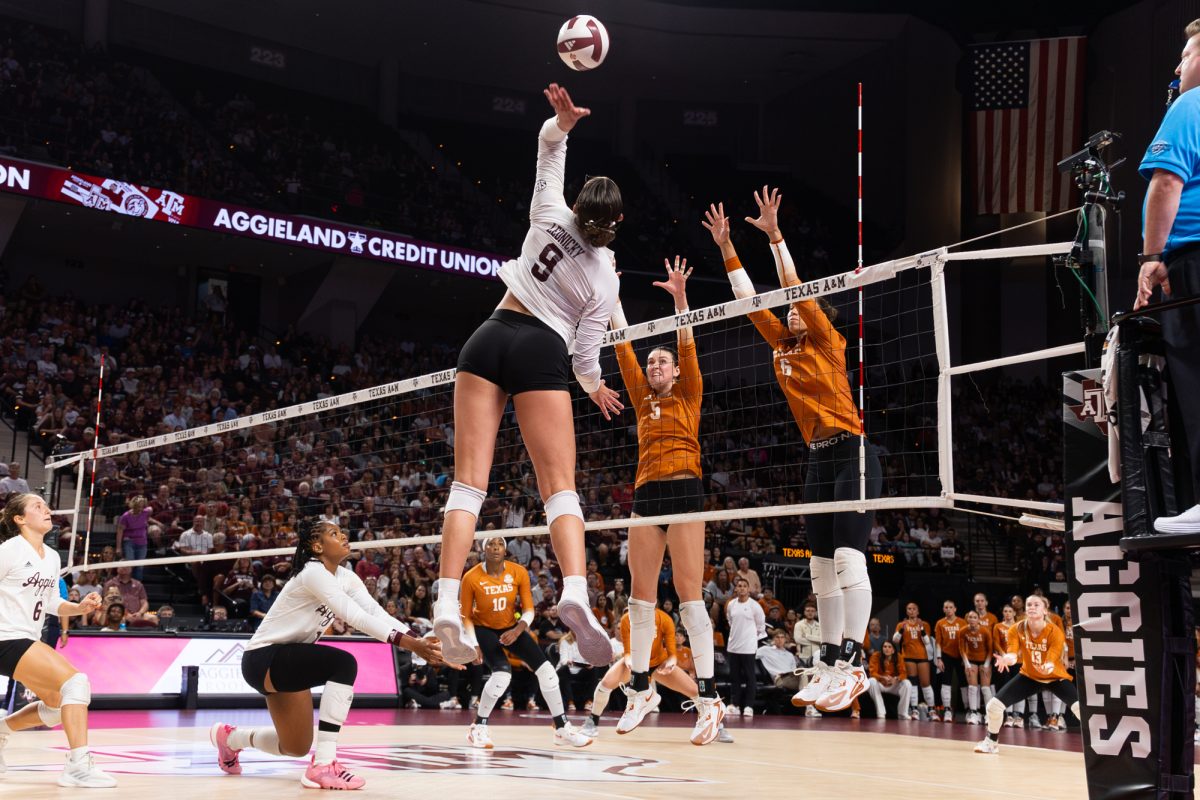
top-left (436, 578), bottom-right (461, 616)
top-left (228, 727), bottom-right (283, 756)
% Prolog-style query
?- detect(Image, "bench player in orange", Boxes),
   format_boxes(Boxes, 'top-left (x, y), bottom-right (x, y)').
top-left (974, 595), bottom-right (1080, 754)
top-left (608, 256), bottom-right (724, 745)
top-left (893, 601), bottom-right (935, 719)
top-left (959, 610), bottom-right (993, 725)
top-left (461, 536), bottom-right (591, 749)
top-left (933, 599), bottom-right (968, 722)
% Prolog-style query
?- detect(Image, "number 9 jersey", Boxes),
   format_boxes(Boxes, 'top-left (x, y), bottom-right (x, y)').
top-left (0, 534), bottom-right (66, 641)
top-left (460, 560), bottom-right (534, 631)
top-left (496, 116), bottom-right (620, 396)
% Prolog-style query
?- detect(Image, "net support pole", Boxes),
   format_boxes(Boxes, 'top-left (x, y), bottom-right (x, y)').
top-left (64, 457), bottom-right (86, 571)
top-left (82, 353), bottom-right (106, 567)
top-left (857, 81), bottom-right (866, 506)
top-left (931, 254), bottom-right (955, 497)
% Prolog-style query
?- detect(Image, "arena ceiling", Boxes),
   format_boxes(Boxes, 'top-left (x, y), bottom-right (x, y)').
top-left (120, 0), bottom-right (1144, 103)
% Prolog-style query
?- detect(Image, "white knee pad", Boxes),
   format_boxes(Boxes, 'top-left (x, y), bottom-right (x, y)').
top-left (809, 556), bottom-right (841, 598)
top-left (60, 673), bottom-right (91, 707)
top-left (37, 701), bottom-right (61, 728)
top-left (534, 661), bottom-right (559, 693)
top-left (832, 548), bottom-right (870, 591)
top-left (986, 697), bottom-right (1006, 731)
top-left (485, 669), bottom-right (512, 695)
top-left (544, 490), bottom-right (583, 526)
top-left (445, 481), bottom-right (486, 518)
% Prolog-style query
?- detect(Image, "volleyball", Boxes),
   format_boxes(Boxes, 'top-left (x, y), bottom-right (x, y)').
top-left (557, 15), bottom-right (609, 71)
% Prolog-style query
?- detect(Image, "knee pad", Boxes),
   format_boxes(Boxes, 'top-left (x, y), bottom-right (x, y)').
top-left (986, 697), bottom-right (1006, 729)
top-left (445, 481), bottom-right (486, 518)
top-left (60, 672), bottom-right (91, 707)
top-left (809, 556), bottom-right (840, 598)
top-left (628, 597), bottom-right (655, 625)
top-left (832, 548), bottom-right (870, 591)
top-left (534, 661), bottom-right (559, 692)
top-left (37, 701), bottom-right (62, 728)
top-left (485, 670), bottom-right (513, 694)
top-left (544, 490), bottom-right (583, 526)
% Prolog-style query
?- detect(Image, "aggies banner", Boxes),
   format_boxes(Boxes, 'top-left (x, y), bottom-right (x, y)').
top-left (0, 156), bottom-right (503, 280)
top-left (1063, 366), bottom-right (1190, 799)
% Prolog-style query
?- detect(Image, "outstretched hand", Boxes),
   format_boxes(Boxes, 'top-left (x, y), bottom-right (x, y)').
top-left (702, 203), bottom-right (730, 246)
top-left (544, 83), bottom-right (591, 133)
top-left (589, 379), bottom-right (623, 421)
top-left (404, 634), bottom-right (464, 670)
top-left (745, 185), bottom-right (782, 237)
top-left (652, 256), bottom-right (692, 307)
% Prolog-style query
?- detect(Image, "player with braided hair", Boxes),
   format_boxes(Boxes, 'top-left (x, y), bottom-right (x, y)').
top-left (210, 519), bottom-right (452, 790)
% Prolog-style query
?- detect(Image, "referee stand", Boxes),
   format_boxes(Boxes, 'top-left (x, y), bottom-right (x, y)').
top-left (1065, 299), bottom-right (1198, 799)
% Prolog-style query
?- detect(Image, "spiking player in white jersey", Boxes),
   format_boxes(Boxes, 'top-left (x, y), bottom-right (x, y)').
top-left (0, 493), bottom-right (114, 787)
top-left (434, 82), bottom-right (624, 668)
top-left (210, 520), bottom-right (450, 790)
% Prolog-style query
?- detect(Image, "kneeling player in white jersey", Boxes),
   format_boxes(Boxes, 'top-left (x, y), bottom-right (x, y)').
top-left (433, 82), bottom-right (623, 669)
top-left (0, 493), bottom-right (113, 787)
top-left (210, 520), bottom-right (448, 789)
top-left (463, 537), bottom-right (591, 748)
top-left (582, 607), bottom-right (722, 745)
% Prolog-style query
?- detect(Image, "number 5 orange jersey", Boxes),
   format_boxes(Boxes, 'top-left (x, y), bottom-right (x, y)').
top-left (460, 561), bottom-right (534, 630)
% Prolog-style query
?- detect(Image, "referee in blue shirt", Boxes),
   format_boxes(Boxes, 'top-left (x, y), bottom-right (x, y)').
top-left (1137, 18), bottom-right (1200, 534)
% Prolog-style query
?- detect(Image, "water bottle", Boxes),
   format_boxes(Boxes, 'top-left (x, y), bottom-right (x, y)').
top-left (119, 622), bottom-right (127, 631)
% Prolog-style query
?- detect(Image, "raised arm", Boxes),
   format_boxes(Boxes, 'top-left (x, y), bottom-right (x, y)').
top-left (652, 255), bottom-right (695, 349)
top-left (529, 84), bottom-right (591, 223)
top-left (610, 301), bottom-right (648, 398)
top-left (703, 202), bottom-right (790, 349)
top-left (746, 185), bottom-right (839, 346)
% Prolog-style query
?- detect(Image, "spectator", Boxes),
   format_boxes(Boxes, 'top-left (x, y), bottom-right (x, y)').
top-left (757, 628), bottom-right (801, 694)
top-left (249, 574), bottom-right (278, 628)
top-left (866, 640), bottom-right (910, 719)
top-left (99, 600), bottom-right (127, 632)
top-left (0, 461), bottom-right (30, 495)
top-left (735, 558), bottom-right (762, 598)
top-left (102, 565), bottom-right (150, 624)
top-left (116, 495), bottom-right (154, 578)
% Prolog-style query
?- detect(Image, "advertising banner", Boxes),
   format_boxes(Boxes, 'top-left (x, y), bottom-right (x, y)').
top-left (0, 156), bottom-right (504, 279)
top-left (60, 634), bottom-right (398, 696)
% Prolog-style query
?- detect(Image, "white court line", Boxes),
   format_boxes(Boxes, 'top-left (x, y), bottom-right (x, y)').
top-left (695, 741), bottom-right (1076, 798)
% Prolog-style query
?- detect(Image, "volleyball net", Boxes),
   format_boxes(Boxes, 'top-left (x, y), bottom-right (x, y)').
top-left (44, 233), bottom-right (1081, 575)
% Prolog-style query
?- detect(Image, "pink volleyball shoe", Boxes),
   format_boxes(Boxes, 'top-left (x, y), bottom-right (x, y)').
top-left (209, 722), bottom-right (242, 776)
top-left (301, 758), bottom-right (366, 790)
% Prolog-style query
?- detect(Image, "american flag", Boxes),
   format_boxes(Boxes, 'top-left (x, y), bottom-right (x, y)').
top-left (968, 37), bottom-right (1086, 215)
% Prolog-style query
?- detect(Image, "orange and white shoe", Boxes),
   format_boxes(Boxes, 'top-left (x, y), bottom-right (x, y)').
top-left (684, 696), bottom-right (726, 746)
top-left (432, 612), bottom-right (476, 666)
top-left (791, 661), bottom-right (836, 707)
top-left (466, 723), bottom-right (494, 749)
top-left (815, 661), bottom-right (869, 712)
top-left (616, 686), bottom-right (661, 734)
top-left (301, 758), bottom-right (366, 790)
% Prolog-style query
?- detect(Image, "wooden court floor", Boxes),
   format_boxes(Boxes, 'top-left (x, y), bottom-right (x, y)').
top-left (2, 709), bottom-right (1091, 799)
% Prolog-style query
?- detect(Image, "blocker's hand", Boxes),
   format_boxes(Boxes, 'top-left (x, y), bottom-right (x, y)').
top-left (589, 379), bottom-right (623, 420)
top-left (652, 256), bottom-right (692, 305)
top-left (702, 203), bottom-right (731, 247)
top-left (745, 185), bottom-right (782, 237)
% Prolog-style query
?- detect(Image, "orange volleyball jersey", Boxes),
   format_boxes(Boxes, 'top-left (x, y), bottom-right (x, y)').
top-left (460, 561), bottom-right (533, 631)
top-left (975, 611), bottom-right (999, 630)
top-left (935, 617), bottom-right (968, 658)
top-left (620, 608), bottom-right (677, 668)
top-left (1047, 611), bottom-right (1065, 630)
top-left (615, 338), bottom-right (703, 487)
top-left (961, 626), bottom-right (992, 662)
top-left (1007, 620), bottom-right (1072, 682)
top-left (993, 621), bottom-right (1012, 654)
top-left (895, 619), bottom-right (931, 661)
top-left (868, 651), bottom-right (906, 680)
top-left (729, 256), bottom-right (859, 444)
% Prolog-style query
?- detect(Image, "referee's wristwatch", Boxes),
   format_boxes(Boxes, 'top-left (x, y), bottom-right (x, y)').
top-left (1137, 252), bottom-right (1165, 265)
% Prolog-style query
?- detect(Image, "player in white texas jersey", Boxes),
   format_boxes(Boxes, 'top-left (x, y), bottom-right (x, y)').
top-left (434, 82), bottom-right (624, 669)
top-left (211, 520), bottom-right (451, 790)
top-left (0, 493), bottom-right (114, 787)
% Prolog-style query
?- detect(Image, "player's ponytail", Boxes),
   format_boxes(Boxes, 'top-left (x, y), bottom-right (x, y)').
top-left (574, 176), bottom-right (622, 248)
top-left (0, 493), bottom-right (39, 542)
top-left (290, 518), bottom-right (336, 576)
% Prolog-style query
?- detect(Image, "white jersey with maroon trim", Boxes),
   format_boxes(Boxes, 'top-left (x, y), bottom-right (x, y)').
top-left (0, 535), bottom-right (65, 641)
top-left (496, 116), bottom-right (620, 395)
top-left (248, 561), bottom-right (409, 650)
